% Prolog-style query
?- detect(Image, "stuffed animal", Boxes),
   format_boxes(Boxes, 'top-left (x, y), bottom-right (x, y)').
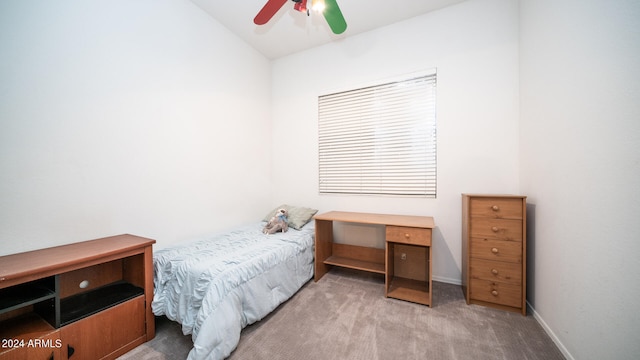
top-left (263, 208), bottom-right (289, 234)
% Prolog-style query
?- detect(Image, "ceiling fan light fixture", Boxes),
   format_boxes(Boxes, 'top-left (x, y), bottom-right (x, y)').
top-left (311, 0), bottom-right (325, 13)
top-left (255, 0), bottom-right (345, 34)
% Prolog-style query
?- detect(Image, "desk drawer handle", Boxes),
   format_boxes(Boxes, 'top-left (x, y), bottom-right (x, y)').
top-left (491, 268), bottom-right (499, 275)
top-left (404, 233), bottom-right (410, 238)
top-left (491, 290), bottom-right (499, 296)
top-left (492, 205), bottom-right (500, 211)
top-left (491, 247), bottom-right (499, 254)
top-left (491, 226), bottom-right (499, 232)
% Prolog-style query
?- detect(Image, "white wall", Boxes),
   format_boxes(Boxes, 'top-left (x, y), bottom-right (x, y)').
top-left (519, 1), bottom-right (640, 359)
top-left (0, 0), bottom-right (273, 255)
top-left (5, 1), bottom-right (636, 359)
top-left (270, 0), bottom-right (520, 284)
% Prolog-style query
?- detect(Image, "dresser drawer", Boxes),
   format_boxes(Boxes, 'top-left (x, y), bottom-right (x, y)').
top-left (470, 238), bottom-right (522, 263)
top-left (470, 197), bottom-right (523, 219)
top-left (470, 280), bottom-right (522, 308)
top-left (470, 258), bottom-right (521, 284)
top-left (470, 218), bottom-right (522, 241)
top-left (386, 226), bottom-right (431, 246)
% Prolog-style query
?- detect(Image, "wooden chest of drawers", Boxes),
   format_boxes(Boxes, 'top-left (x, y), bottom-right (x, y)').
top-left (462, 194), bottom-right (527, 315)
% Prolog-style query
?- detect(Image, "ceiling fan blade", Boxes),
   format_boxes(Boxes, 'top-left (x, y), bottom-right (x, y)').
top-left (254, 0), bottom-right (289, 25)
top-left (323, 0), bottom-right (347, 34)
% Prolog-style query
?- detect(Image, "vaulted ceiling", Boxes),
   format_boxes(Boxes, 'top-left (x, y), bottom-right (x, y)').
top-left (190, 0), bottom-right (467, 59)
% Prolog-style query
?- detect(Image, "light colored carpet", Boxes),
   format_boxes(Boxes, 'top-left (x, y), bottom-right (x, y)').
top-left (119, 268), bottom-right (564, 360)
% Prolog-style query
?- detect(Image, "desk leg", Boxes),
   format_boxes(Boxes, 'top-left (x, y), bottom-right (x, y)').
top-left (314, 219), bottom-right (333, 281)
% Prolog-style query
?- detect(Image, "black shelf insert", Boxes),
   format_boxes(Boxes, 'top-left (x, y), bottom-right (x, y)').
top-left (60, 281), bottom-right (143, 326)
top-left (0, 277), bottom-right (56, 315)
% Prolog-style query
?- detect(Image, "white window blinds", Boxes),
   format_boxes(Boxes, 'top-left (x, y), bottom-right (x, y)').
top-left (318, 73), bottom-right (437, 197)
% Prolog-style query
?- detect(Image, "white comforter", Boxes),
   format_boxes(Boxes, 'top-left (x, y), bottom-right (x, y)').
top-left (152, 222), bottom-right (315, 359)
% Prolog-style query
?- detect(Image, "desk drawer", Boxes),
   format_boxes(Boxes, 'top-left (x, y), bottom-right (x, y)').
top-left (386, 226), bottom-right (431, 246)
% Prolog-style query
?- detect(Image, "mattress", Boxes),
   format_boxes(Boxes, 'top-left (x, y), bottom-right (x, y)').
top-left (151, 222), bottom-right (315, 359)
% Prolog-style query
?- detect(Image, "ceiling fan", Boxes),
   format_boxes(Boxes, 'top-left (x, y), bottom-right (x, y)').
top-left (254, 0), bottom-right (347, 35)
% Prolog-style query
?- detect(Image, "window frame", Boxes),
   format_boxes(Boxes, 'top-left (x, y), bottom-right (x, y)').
top-left (317, 70), bottom-right (437, 197)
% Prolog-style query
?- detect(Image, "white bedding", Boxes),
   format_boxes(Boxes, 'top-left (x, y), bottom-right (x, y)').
top-left (151, 222), bottom-right (315, 360)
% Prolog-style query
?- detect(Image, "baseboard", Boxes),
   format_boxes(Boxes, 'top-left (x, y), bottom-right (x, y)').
top-left (431, 278), bottom-right (575, 360)
top-left (432, 275), bottom-right (461, 285)
top-left (433, 277), bottom-right (573, 359)
top-left (527, 301), bottom-right (575, 360)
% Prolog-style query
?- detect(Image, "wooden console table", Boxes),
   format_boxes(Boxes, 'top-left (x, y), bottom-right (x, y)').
top-left (314, 211), bottom-right (435, 306)
top-left (0, 235), bottom-right (155, 360)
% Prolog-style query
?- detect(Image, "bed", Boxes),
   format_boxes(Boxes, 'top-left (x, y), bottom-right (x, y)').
top-left (151, 205), bottom-right (317, 360)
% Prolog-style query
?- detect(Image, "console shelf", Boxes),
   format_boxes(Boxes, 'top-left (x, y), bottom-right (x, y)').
top-left (0, 278), bottom-right (56, 315)
top-left (0, 312), bottom-right (56, 340)
top-left (60, 281), bottom-right (144, 326)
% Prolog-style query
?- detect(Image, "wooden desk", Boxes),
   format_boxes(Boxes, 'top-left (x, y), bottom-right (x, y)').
top-left (314, 211), bottom-right (435, 306)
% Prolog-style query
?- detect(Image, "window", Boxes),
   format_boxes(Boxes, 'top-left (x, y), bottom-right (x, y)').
top-left (318, 72), bottom-right (437, 197)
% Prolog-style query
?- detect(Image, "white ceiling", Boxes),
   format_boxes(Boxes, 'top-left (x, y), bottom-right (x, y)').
top-left (190, 0), bottom-right (467, 59)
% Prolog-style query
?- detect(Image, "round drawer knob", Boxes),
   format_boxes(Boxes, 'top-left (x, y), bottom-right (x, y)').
top-left (404, 233), bottom-right (410, 238)
top-left (492, 205), bottom-right (499, 211)
top-left (491, 268), bottom-right (499, 275)
top-left (491, 247), bottom-right (499, 254)
top-left (491, 226), bottom-right (499, 232)
top-left (491, 290), bottom-right (499, 296)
